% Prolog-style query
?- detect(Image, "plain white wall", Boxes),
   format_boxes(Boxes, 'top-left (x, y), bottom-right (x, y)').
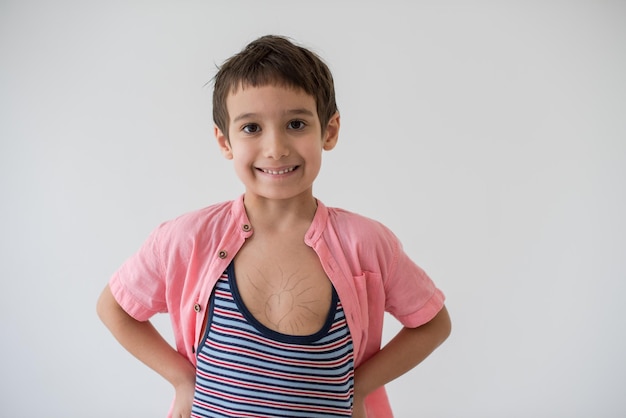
top-left (1, 1), bottom-right (625, 416)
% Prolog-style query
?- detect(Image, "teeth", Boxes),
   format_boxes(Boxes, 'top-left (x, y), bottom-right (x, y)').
top-left (262, 167), bottom-right (296, 175)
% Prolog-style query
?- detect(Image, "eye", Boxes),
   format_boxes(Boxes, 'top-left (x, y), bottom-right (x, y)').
top-left (242, 123), bottom-right (260, 134)
top-left (287, 120), bottom-right (306, 130)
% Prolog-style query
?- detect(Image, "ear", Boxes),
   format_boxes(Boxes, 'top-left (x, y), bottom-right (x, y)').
top-left (322, 112), bottom-right (340, 151)
top-left (215, 125), bottom-right (233, 160)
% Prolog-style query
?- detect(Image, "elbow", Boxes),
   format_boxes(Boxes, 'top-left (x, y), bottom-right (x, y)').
top-left (96, 286), bottom-right (107, 321)
top-left (433, 305), bottom-right (452, 346)
top-left (96, 284), bottom-right (118, 326)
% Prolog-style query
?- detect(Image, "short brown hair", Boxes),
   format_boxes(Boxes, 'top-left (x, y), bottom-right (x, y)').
top-left (212, 35), bottom-right (338, 137)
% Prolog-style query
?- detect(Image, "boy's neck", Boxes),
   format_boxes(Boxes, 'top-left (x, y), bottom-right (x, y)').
top-left (242, 192), bottom-right (318, 233)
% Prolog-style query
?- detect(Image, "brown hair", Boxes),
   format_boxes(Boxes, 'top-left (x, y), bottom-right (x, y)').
top-left (212, 35), bottom-right (338, 138)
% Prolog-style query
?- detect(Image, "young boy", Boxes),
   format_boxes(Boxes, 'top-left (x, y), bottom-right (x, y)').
top-left (97, 35), bottom-right (451, 418)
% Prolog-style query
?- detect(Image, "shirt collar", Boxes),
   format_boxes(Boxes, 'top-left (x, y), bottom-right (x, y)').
top-left (305, 198), bottom-right (328, 246)
top-left (232, 194), bottom-right (329, 244)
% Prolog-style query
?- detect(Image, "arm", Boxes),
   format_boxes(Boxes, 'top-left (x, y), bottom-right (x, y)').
top-left (96, 285), bottom-right (196, 418)
top-left (352, 305), bottom-right (451, 417)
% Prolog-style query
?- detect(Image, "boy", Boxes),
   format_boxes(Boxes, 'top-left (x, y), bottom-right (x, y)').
top-left (97, 35), bottom-right (451, 418)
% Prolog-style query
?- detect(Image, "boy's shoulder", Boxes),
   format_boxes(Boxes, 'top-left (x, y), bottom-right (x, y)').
top-left (327, 204), bottom-right (389, 229)
top-left (323, 204), bottom-right (398, 244)
top-left (154, 199), bottom-right (240, 240)
top-left (167, 199), bottom-right (233, 224)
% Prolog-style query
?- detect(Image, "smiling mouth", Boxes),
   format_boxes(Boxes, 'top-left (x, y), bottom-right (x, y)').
top-left (259, 166), bottom-right (298, 175)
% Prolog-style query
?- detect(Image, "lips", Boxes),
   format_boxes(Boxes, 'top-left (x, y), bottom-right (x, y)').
top-left (259, 166), bottom-right (298, 175)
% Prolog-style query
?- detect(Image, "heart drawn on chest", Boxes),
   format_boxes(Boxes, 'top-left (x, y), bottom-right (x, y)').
top-left (265, 291), bottom-right (295, 328)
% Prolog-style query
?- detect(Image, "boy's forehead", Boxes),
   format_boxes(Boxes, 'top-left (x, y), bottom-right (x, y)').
top-left (225, 83), bottom-right (317, 115)
top-left (228, 80), bottom-right (308, 98)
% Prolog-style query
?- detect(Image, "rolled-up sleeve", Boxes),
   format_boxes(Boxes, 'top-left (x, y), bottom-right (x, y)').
top-left (109, 226), bottom-right (168, 321)
top-left (382, 231), bottom-right (445, 328)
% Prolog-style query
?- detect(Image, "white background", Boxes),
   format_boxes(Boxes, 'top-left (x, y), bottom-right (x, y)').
top-left (1, 1), bottom-right (625, 417)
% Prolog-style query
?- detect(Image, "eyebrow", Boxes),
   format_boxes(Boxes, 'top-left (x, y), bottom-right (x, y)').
top-left (232, 108), bottom-right (315, 123)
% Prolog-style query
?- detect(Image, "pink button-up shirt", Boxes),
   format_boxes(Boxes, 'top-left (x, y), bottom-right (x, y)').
top-left (110, 195), bottom-right (445, 417)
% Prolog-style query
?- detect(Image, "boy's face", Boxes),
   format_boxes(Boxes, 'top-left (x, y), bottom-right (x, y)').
top-left (215, 84), bottom-right (339, 202)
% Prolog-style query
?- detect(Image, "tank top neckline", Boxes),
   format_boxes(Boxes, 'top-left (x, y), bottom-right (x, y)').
top-left (226, 261), bottom-right (339, 344)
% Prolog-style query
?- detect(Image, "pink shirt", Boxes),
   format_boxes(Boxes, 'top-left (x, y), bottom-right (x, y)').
top-left (110, 195), bottom-right (445, 417)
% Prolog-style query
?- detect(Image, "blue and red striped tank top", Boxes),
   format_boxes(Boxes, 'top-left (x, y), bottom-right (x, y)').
top-left (191, 262), bottom-right (355, 417)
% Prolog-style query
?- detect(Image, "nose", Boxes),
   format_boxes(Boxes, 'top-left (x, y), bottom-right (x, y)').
top-left (263, 129), bottom-right (289, 159)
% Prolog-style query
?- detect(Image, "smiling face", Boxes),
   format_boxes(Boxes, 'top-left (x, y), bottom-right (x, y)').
top-left (216, 84), bottom-right (339, 204)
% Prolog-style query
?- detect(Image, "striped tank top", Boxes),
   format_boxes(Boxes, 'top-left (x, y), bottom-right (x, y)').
top-left (191, 262), bottom-right (354, 417)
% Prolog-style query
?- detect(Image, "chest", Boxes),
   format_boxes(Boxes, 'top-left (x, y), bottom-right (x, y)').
top-left (192, 272), bottom-right (355, 417)
top-left (233, 235), bottom-right (332, 336)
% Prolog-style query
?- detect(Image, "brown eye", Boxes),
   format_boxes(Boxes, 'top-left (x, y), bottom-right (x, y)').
top-left (242, 124), bottom-right (260, 134)
top-left (288, 120), bottom-right (306, 130)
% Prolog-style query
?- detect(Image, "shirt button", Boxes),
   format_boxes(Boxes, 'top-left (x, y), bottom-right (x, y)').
top-left (242, 224), bottom-right (251, 232)
top-left (193, 303), bottom-right (201, 313)
top-left (218, 250), bottom-right (227, 259)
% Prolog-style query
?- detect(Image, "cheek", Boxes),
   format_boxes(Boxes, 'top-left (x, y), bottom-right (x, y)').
top-left (232, 149), bottom-right (257, 172)
top-left (305, 151), bottom-right (323, 171)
